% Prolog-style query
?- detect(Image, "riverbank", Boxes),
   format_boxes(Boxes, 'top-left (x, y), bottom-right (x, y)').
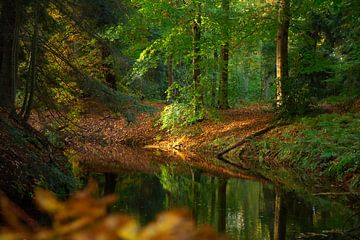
top-left (2, 98), bottom-right (360, 240)
top-left (28, 99), bottom-right (360, 194)
top-left (241, 110), bottom-right (360, 193)
top-left (151, 101), bottom-right (360, 195)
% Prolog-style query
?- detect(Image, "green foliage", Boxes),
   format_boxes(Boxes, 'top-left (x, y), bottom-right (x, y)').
top-left (159, 81), bottom-right (206, 133)
top-left (160, 102), bottom-right (204, 133)
top-left (257, 113), bottom-right (360, 187)
top-left (280, 77), bottom-right (314, 116)
top-left (287, 0), bottom-right (360, 112)
top-left (39, 162), bottom-right (77, 199)
top-left (44, 130), bottom-right (64, 148)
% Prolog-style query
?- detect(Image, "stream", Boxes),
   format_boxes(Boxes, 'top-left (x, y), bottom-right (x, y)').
top-left (81, 150), bottom-right (359, 240)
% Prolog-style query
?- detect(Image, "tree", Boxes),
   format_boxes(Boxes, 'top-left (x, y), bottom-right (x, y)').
top-left (192, 3), bottom-right (202, 113)
top-left (260, 42), bottom-right (275, 100)
top-left (218, 0), bottom-right (230, 109)
top-left (21, 2), bottom-right (40, 121)
top-left (0, 0), bottom-right (22, 112)
top-left (275, 0), bottom-right (290, 107)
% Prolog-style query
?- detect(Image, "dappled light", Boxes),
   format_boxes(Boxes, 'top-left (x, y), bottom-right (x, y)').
top-left (0, 0), bottom-right (359, 239)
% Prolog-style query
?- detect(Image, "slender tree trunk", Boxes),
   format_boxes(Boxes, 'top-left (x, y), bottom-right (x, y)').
top-left (261, 41), bottom-right (275, 100)
top-left (0, 0), bottom-right (20, 111)
top-left (219, 43), bottom-right (230, 109)
top-left (275, 0), bottom-right (290, 107)
top-left (167, 55), bottom-right (174, 102)
top-left (211, 50), bottom-right (218, 107)
top-left (218, 0), bottom-right (230, 109)
top-left (260, 43), bottom-right (268, 100)
top-left (243, 66), bottom-right (249, 98)
top-left (192, 4), bottom-right (202, 113)
top-left (23, 4), bottom-right (40, 121)
top-left (262, 75), bottom-right (271, 99)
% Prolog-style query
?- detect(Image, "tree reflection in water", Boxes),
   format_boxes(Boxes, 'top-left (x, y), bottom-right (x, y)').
top-left (94, 166), bottom-right (358, 239)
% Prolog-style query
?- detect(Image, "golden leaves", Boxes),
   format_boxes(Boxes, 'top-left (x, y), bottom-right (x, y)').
top-left (0, 181), bottom-right (226, 240)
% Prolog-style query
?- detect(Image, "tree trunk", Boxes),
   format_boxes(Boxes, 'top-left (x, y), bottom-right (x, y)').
top-left (219, 43), bottom-right (230, 109)
top-left (260, 43), bottom-right (270, 100)
top-left (23, 4), bottom-right (40, 121)
top-left (0, 0), bottom-right (20, 111)
top-left (167, 55), bottom-right (174, 102)
top-left (243, 66), bottom-right (249, 98)
top-left (218, 0), bottom-right (230, 109)
top-left (192, 4), bottom-right (202, 113)
top-left (211, 50), bottom-right (219, 107)
top-left (275, 0), bottom-right (290, 107)
top-left (262, 74), bottom-right (271, 99)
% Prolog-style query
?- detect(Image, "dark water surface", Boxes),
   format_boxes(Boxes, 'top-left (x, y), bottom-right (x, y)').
top-left (89, 162), bottom-right (359, 240)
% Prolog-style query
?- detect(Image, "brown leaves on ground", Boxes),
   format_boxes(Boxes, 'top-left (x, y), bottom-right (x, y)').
top-left (156, 103), bottom-right (273, 154)
top-left (0, 181), bottom-right (226, 240)
top-left (29, 101), bottom-right (273, 177)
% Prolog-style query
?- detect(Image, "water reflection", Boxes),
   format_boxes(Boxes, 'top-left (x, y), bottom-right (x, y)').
top-left (94, 167), bottom-right (358, 240)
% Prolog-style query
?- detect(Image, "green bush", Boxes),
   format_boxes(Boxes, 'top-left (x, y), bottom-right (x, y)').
top-left (159, 102), bottom-right (203, 133)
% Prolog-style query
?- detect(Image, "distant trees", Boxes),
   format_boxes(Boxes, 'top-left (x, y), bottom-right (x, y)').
top-left (0, 0), bottom-right (358, 121)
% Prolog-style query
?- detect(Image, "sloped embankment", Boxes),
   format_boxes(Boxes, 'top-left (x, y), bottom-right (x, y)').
top-left (242, 111), bottom-right (360, 191)
top-left (0, 110), bottom-right (75, 213)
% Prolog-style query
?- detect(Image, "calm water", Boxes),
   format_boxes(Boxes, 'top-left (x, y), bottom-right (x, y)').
top-left (90, 164), bottom-right (359, 240)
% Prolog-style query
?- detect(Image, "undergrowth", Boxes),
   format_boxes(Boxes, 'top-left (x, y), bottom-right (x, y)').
top-left (159, 102), bottom-right (204, 134)
top-left (257, 112), bottom-right (360, 188)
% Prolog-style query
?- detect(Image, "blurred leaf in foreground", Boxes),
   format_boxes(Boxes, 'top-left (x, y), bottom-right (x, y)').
top-left (0, 181), bottom-right (226, 240)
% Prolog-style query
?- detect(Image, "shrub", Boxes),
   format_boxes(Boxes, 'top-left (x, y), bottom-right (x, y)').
top-left (159, 102), bottom-right (203, 133)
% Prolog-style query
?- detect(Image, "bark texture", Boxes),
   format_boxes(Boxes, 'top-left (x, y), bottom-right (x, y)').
top-left (192, 4), bottom-right (202, 112)
top-left (275, 0), bottom-right (290, 107)
top-left (218, 0), bottom-right (230, 109)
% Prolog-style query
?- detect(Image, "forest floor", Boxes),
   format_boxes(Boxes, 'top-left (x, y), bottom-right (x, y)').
top-left (29, 99), bottom-right (360, 192)
top-left (29, 100), bottom-right (273, 179)
top-left (149, 103), bottom-right (273, 154)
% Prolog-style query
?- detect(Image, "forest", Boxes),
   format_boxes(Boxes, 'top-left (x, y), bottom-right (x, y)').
top-left (0, 0), bottom-right (360, 239)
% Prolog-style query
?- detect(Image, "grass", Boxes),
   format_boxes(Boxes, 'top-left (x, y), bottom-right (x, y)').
top-left (256, 112), bottom-right (360, 189)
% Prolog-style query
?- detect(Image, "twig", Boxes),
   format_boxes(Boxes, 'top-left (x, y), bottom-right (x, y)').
top-left (313, 192), bottom-right (359, 196)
